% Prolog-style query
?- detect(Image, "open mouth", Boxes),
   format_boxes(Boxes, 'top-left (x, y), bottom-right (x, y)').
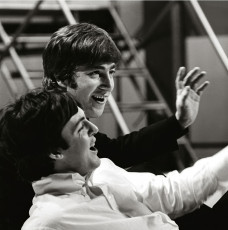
top-left (90, 146), bottom-right (98, 155)
top-left (90, 146), bottom-right (97, 151)
top-left (92, 95), bottom-right (106, 103)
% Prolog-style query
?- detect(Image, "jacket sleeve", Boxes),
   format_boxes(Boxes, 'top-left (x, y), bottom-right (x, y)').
top-left (95, 115), bottom-right (187, 168)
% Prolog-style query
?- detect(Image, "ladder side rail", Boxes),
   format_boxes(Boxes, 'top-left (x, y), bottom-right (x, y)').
top-left (108, 4), bottom-right (172, 117)
top-left (56, 0), bottom-right (130, 135)
top-left (0, 22), bottom-right (34, 90)
top-left (56, 0), bottom-right (77, 25)
top-left (107, 95), bottom-right (130, 134)
top-left (189, 0), bottom-right (228, 73)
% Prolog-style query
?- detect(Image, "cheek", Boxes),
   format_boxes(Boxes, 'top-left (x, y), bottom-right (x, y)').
top-left (76, 76), bottom-right (98, 89)
top-left (73, 87), bottom-right (92, 107)
top-left (76, 82), bottom-right (98, 99)
top-left (111, 80), bottom-right (114, 91)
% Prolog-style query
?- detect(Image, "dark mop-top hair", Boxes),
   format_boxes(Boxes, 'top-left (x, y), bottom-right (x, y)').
top-left (0, 88), bottom-right (79, 182)
top-left (42, 22), bottom-right (121, 90)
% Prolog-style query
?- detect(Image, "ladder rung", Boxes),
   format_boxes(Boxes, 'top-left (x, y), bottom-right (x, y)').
top-left (10, 36), bottom-right (50, 43)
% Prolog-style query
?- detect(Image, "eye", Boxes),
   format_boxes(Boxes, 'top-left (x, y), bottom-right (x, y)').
top-left (110, 69), bottom-right (116, 76)
top-left (88, 71), bottom-right (100, 78)
top-left (78, 124), bottom-right (85, 133)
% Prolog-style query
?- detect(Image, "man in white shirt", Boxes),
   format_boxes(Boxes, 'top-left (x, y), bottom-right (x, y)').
top-left (1, 22), bottom-right (211, 230)
top-left (1, 88), bottom-right (228, 230)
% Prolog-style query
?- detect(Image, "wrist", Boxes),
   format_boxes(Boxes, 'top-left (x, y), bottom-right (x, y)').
top-left (175, 111), bottom-right (186, 129)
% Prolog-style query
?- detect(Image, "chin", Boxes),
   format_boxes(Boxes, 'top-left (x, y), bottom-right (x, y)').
top-left (86, 108), bottom-right (104, 118)
top-left (87, 161), bottom-right (101, 175)
top-left (93, 157), bottom-right (101, 169)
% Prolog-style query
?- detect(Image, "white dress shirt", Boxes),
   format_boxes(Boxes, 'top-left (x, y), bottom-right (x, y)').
top-left (22, 155), bottom-right (228, 230)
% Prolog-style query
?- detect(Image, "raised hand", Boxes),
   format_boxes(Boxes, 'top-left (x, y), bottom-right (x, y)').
top-left (175, 66), bottom-right (210, 128)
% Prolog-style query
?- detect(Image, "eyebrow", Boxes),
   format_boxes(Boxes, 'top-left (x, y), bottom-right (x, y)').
top-left (75, 116), bottom-right (85, 129)
top-left (89, 63), bottom-right (116, 70)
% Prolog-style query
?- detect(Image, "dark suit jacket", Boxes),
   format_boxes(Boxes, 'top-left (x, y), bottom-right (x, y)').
top-left (0, 116), bottom-right (186, 230)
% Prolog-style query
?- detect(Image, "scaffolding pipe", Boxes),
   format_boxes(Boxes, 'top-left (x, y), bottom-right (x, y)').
top-left (0, 22), bottom-right (34, 90)
top-left (0, 0), bottom-right (43, 62)
top-left (56, 0), bottom-right (77, 25)
top-left (108, 95), bottom-right (130, 134)
top-left (189, 0), bottom-right (228, 73)
top-left (56, 0), bottom-right (130, 134)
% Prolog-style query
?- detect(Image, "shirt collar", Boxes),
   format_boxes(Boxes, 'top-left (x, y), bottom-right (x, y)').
top-left (32, 173), bottom-right (86, 196)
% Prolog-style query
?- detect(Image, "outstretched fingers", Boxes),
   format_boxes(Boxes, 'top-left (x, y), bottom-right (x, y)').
top-left (189, 71), bottom-right (207, 89)
top-left (182, 67), bottom-right (200, 86)
top-left (195, 81), bottom-right (210, 95)
top-left (176, 66), bottom-right (186, 89)
top-left (176, 66), bottom-right (209, 94)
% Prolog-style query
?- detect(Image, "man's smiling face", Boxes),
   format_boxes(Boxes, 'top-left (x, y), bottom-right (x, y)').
top-left (70, 62), bottom-right (116, 118)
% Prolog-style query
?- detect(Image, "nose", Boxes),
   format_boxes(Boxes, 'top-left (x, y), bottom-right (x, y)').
top-left (100, 72), bottom-right (114, 91)
top-left (86, 120), bottom-right (99, 136)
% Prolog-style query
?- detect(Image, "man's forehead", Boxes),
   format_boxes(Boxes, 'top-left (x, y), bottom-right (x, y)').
top-left (70, 108), bottom-right (85, 124)
top-left (61, 108), bottom-right (85, 136)
top-left (77, 62), bottom-right (116, 71)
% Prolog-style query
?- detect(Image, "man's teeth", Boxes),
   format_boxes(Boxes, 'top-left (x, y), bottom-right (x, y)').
top-left (92, 95), bottom-right (105, 102)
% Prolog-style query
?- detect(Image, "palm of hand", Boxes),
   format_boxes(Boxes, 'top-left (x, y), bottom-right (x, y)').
top-left (176, 87), bottom-right (200, 128)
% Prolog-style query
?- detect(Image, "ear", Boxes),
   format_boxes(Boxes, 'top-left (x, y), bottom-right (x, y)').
top-left (49, 152), bottom-right (64, 160)
top-left (57, 80), bottom-right (67, 87)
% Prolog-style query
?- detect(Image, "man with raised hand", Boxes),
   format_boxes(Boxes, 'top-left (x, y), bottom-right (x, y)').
top-left (0, 23), bottom-right (209, 229)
